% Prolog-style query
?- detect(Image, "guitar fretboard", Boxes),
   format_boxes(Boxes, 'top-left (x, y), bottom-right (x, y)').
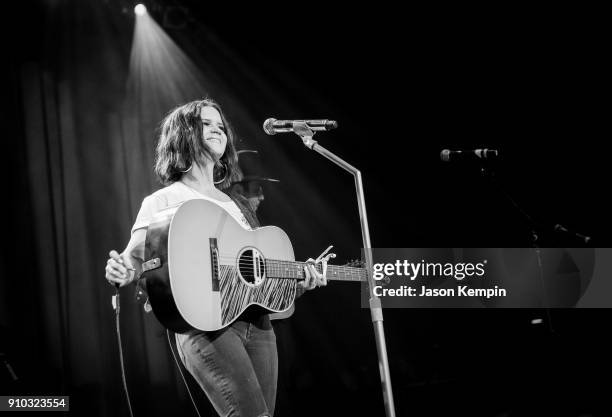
top-left (265, 259), bottom-right (366, 282)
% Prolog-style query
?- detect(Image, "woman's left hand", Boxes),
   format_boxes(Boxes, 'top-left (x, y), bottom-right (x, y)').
top-left (301, 258), bottom-right (328, 291)
top-left (300, 246), bottom-right (335, 291)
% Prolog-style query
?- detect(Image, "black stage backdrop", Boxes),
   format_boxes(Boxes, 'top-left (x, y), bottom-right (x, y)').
top-left (2, 1), bottom-right (611, 416)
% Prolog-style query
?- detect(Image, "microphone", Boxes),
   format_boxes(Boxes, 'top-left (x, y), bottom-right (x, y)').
top-left (263, 118), bottom-right (338, 135)
top-left (440, 148), bottom-right (499, 162)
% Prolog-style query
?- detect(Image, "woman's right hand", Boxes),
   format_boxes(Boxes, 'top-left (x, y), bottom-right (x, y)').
top-left (105, 250), bottom-right (136, 287)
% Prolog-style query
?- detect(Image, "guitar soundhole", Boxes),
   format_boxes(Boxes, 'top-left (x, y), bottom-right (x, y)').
top-left (237, 248), bottom-right (266, 287)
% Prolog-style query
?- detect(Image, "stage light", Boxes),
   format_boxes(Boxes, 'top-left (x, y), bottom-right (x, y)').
top-left (134, 4), bottom-right (147, 16)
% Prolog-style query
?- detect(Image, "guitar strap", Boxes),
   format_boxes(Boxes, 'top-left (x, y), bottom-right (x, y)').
top-left (142, 257), bottom-right (162, 272)
top-left (227, 191), bottom-right (261, 228)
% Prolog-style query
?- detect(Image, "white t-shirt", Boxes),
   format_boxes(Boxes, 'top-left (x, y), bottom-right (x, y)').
top-left (131, 181), bottom-right (252, 234)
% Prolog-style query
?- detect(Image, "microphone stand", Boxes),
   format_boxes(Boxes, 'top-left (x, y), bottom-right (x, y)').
top-left (477, 162), bottom-right (554, 330)
top-left (476, 161), bottom-right (591, 247)
top-left (292, 122), bottom-right (396, 417)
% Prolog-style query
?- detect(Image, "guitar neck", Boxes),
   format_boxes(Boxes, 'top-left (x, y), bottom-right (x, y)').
top-left (266, 259), bottom-right (366, 282)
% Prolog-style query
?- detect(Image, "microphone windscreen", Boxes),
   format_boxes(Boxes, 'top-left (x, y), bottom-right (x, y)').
top-left (263, 118), bottom-right (277, 135)
top-left (440, 149), bottom-right (451, 162)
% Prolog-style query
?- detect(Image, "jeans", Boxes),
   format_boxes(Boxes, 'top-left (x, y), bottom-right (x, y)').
top-left (176, 312), bottom-right (278, 417)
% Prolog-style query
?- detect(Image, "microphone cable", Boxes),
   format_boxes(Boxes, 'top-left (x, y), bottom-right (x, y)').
top-left (113, 288), bottom-right (135, 417)
top-left (112, 285), bottom-right (201, 417)
top-left (166, 330), bottom-right (202, 417)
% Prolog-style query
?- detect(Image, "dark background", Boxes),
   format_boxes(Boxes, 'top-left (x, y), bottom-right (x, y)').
top-left (2, 1), bottom-right (610, 416)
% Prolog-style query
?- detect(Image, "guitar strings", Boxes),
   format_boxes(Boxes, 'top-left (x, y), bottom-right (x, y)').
top-left (212, 256), bottom-right (364, 275)
top-left (174, 256), bottom-right (365, 281)
top-left (170, 251), bottom-right (365, 281)
top-left (211, 253), bottom-right (363, 271)
top-left (218, 261), bottom-right (362, 278)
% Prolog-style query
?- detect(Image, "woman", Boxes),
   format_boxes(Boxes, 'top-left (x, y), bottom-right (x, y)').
top-left (104, 99), bottom-right (327, 417)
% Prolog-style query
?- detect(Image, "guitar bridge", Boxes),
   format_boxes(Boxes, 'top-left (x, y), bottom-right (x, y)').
top-left (209, 238), bottom-right (220, 292)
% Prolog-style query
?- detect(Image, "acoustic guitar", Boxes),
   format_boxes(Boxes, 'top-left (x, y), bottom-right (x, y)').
top-left (140, 198), bottom-right (367, 332)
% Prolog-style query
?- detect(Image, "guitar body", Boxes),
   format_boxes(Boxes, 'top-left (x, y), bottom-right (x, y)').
top-left (143, 199), bottom-right (298, 333)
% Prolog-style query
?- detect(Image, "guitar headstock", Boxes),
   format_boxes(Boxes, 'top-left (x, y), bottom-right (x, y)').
top-left (344, 259), bottom-right (390, 285)
top-left (345, 258), bottom-right (365, 268)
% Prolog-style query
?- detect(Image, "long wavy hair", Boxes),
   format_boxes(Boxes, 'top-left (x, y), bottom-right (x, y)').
top-left (154, 99), bottom-right (241, 189)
